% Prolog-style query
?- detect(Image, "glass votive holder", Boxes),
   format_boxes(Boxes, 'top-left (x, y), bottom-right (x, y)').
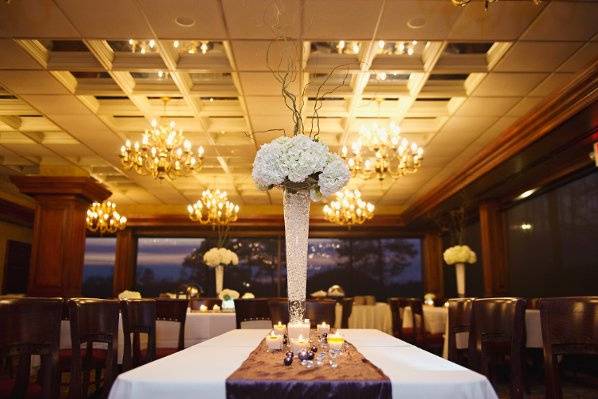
top-left (273, 321), bottom-right (286, 335)
top-left (290, 335), bottom-right (309, 354)
top-left (266, 331), bottom-right (284, 351)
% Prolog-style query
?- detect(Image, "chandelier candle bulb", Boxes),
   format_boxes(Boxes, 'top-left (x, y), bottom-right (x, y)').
top-left (266, 331), bottom-right (284, 352)
top-left (317, 321), bottom-right (330, 335)
top-left (273, 321), bottom-right (286, 336)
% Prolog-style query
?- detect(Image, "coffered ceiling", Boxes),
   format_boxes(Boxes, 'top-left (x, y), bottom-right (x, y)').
top-left (0, 0), bottom-right (596, 217)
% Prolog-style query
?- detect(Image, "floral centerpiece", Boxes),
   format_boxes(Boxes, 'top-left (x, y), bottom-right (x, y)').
top-left (252, 134), bottom-right (350, 323)
top-left (203, 247), bottom-right (239, 294)
top-left (443, 245), bottom-right (477, 297)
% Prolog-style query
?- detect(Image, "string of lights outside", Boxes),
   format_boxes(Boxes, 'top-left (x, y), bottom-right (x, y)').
top-left (86, 201), bottom-right (127, 235)
top-left (323, 189), bottom-right (375, 227)
top-left (340, 121), bottom-right (424, 181)
top-left (119, 98), bottom-right (205, 180)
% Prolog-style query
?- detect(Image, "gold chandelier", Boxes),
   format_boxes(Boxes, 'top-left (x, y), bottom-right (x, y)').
top-left (86, 201), bottom-right (127, 235)
top-left (451, 0), bottom-right (541, 10)
top-left (120, 101), bottom-right (205, 180)
top-left (340, 122), bottom-right (424, 181)
top-left (187, 189), bottom-right (240, 226)
top-left (323, 189), bottom-right (375, 226)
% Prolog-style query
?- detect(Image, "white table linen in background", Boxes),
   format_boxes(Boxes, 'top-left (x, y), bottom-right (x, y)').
top-left (402, 305), bottom-right (447, 335)
top-left (334, 302), bottom-right (393, 334)
top-left (108, 329), bottom-right (498, 399)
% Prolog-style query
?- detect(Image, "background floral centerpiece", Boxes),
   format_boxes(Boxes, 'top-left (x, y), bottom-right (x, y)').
top-left (443, 244), bottom-right (477, 297)
top-left (203, 247), bottom-right (239, 294)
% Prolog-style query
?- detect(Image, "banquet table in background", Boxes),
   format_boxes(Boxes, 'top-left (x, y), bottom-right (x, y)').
top-left (108, 329), bottom-right (498, 399)
top-left (335, 302), bottom-right (392, 334)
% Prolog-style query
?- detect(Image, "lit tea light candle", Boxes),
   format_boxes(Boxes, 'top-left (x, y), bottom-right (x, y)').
top-left (327, 333), bottom-right (345, 351)
top-left (266, 330), bottom-right (283, 351)
top-left (273, 321), bottom-right (286, 335)
top-left (287, 320), bottom-right (310, 340)
top-left (317, 321), bottom-right (330, 335)
top-left (199, 304), bottom-right (208, 312)
top-left (290, 334), bottom-right (309, 354)
top-left (212, 304), bottom-right (221, 312)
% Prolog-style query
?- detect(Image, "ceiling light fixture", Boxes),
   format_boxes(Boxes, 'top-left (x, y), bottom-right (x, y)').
top-left (187, 188), bottom-right (240, 226)
top-left (451, 0), bottom-right (541, 11)
top-left (516, 188), bottom-right (537, 200)
top-left (341, 121), bottom-right (424, 181)
top-left (175, 16), bottom-right (195, 27)
top-left (172, 40), bottom-right (212, 55)
top-left (377, 41), bottom-right (417, 56)
top-left (128, 38), bottom-right (158, 54)
top-left (323, 189), bottom-right (375, 227)
top-left (120, 97), bottom-right (204, 180)
top-left (86, 201), bottom-right (127, 235)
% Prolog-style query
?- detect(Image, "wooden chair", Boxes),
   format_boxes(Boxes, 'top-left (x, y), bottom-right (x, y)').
top-left (407, 298), bottom-right (444, 354)
top-left (155, 299), bottom-right (188, 357)
top-left (468, 297), bottom-right (526, 399)
top-left (67, 298), bottom-right (119, 399)
top-left (526, 298), bottom-right (541, 310)
top-left (540, 296), bottom-right (598, 399)
top-left (447, 298), bottom-right (475, 365)
top-left (0, 297), bottom-right (62, 399)
top-left (120, 299), bottom-right (156, 371)
top-left (388, 298), bottom-right (404, 339)
top-left (234, 298), bottom-right (271, 329)
top-left (189, 297), bottom-right (221, 310)
top-left (267, 299), bottom-right (336, 328)
top-left (340, 297), bottom-right (354, 329)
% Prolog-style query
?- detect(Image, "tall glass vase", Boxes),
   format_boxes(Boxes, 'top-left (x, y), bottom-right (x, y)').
top-left (215, 265), bottom-right (224, 295)
top-left (283, 189), bottom-right (310, 324)
top-left (455, 263), bottom-right (466, 298)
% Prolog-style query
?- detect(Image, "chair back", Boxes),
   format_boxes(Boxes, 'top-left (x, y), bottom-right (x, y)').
top-left (68, 298), bottom-right (119, 399)
top-left (388, 298), bottom-right (403, 338)
top-left (189, 297), bottom-right (221, 310)
top-left (268, 299), bottom-right (289, 325)
top-left (468, 297), bottom-right (526, 399)
top-left (120, 299), bottom-right (156, 371)
top-left (234, 298), bottom-right (271, 329)
top-left (267, 299), bottom-right (336, 328)
top-left (155, 299), bottom-right (188, 351)
top-left (340, 298), bottom-right (354, 329)
top-left (539, 296), bottom-right (598, 399)
top-left (526, 297), bottom-right (541, 309)
top-left (447, 298), bottom-right (474, 364)
top-left (0, 297), bottom-right (62, 399)
top-left (306, 300), bottom-right (336, 327)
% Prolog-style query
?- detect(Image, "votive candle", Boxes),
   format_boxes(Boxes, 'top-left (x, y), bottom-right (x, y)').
top-left (327, 333), bottom-right (345, 351)
top-left (273, 321), bottom-right (286, 335)
top-left (317, 321), bottom-right (330, 335)
top-left (290, 334), bottom-right (309, 354)
top-left (199, 304), bottom-right (208, 312)
top-left (287, 320), bottom-right (310, 340)
top-left (266, 331), bottom-right (283, 351)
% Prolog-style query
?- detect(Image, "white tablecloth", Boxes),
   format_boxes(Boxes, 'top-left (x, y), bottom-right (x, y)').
top-left (109, 329), bottom-right (498, 399)
top-left (442, 309), bottom-right (542, 358)
top-left (402, 305), bottom-right (447, 335)
top-left (59, 310), bottom-right (238, 362)
top-left (335, 302), bottom-right (393, 334)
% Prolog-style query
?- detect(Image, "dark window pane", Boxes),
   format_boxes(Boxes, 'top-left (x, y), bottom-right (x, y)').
top-left (225, 238), bottom-right (278, 297)
top-left (82, 237), bottom-right (116, 298)
top-left (306, 239), bottom-right (350, 295)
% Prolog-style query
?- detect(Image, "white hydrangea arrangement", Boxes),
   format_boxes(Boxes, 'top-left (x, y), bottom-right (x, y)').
top-left (252, 134), bottom-right (350, 201)
top-left (443, 245), bottom-right (477, 265)
top-left (203, 247), bottom-right (239, 268)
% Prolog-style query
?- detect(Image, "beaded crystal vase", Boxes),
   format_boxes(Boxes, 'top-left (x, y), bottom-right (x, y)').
top-left (283, 189), bottom-right (310, 323)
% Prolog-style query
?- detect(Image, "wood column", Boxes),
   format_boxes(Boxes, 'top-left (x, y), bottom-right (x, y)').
top-left (10, 176), bottom-right (111, 297)
top-left (113, 229), bottom-right (137, 296)
top-left (422, 233), bottom-right (444, 299)
top-left (479, 201), bottom-right (509, 297)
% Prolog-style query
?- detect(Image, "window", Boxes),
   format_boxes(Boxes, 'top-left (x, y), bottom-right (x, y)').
top-left (132, 236), bottom-right (423, 300)
top-left (82, 237), bottom-right (116, 298)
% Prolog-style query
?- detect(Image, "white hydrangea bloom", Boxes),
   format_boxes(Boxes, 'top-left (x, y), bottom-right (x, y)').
top-left (318, 154), bottom-right (350, 197)
top-left (252, 138), bottom-right (288, 189)
top-left (203, 247), bottom-right (239, 267)
top-left (278, 135), bottom-right (328, 182)
top-left (443, 245), bottom-right (477, 265)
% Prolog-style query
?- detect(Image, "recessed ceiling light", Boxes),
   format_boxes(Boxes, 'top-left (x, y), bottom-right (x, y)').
top-left (175, 16), bottom-right (195, 28)
top-left (407, 17), bottom-right (426, 29)
top-left (516, 188), bottom-right (537, 200)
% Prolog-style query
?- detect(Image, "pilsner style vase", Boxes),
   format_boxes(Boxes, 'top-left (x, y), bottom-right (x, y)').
top-left (215, 265), bottom-right (224, 295)
top-left (455, 263), bottom-right (466, 297)
top-left (283, 189), bottom-right (310, 324)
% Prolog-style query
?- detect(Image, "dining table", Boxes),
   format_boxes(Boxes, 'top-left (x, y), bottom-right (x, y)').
top-left (108, 328), bottom-right (498, 399)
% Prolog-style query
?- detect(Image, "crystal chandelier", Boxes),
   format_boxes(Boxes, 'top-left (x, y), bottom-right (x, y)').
top-left (451, 0), bottom-right (541, 10)
top-left (128, 39), bottom-right (157, 54)
top-left (323, 189), bottom-right (375, 226)
top-left (340, 122), bottom-right (424, 181)
top-left (86, 201), bottom-right (127, 235)
top-left (187, 189), bottom-right (240, 226)
top-left (120, 100), bottom-right (205, 180)
top-left (172, 40), bottom-right (211, 54)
